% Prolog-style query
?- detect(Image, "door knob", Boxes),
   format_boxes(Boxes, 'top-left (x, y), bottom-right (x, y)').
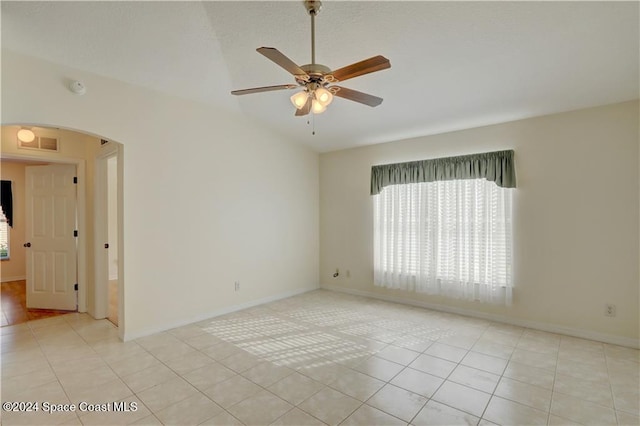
top-left (24, 242), bottom-right (31, 247)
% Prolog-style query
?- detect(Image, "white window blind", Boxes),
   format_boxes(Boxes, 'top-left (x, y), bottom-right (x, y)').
top-left (0, 212), bottom-right (9, 260)
top-left (373, 178), bottom-right (513, 304)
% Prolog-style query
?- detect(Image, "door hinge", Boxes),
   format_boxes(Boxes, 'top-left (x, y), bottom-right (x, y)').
top-left (73, 230), bottom-right (78, 237)
top-left (73, 176), bottom-right (78, 184)
top-left (74, 283), bottom-right (78, 291)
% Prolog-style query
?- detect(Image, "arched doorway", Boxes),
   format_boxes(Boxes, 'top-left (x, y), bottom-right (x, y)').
top-left (0, 125), bottom-right (125, 339)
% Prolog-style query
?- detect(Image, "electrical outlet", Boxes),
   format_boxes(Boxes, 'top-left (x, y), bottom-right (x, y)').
top-left (605, 304), bottom-right (616, 317)
top-left (234, 281), bottom-right (240, 291)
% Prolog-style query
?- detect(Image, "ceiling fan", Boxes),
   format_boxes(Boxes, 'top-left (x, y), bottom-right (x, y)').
top-left (231, 0), bottom-right (391, 116)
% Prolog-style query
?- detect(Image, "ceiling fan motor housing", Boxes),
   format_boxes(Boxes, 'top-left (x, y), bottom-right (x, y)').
top-left (297, 63), bottom-right (334, 86)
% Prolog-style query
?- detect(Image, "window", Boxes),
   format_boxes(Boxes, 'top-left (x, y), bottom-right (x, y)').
top-left (0, 212), bottom-right (9, 260)
top-left (1, 180), bottom-right (13, 260)
top-left (371, 150), bottom-right (515, 305)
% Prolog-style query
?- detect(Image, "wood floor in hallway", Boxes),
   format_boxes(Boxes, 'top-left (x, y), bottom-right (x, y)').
top-left (0, 280), bottom-right (73, 326)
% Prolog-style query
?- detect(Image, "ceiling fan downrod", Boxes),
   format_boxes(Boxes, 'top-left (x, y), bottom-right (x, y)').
top-left (305, 0), bottom-right (322, 66)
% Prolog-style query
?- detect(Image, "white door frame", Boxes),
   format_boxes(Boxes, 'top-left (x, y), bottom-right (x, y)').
top-left (95, 142), bottom-right (124, 336)
top-left (1, 152), bottom-right (87, 313)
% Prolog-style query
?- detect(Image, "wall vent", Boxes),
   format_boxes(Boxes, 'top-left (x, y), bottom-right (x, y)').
top-left (18, 136), bottom-right (59, 152)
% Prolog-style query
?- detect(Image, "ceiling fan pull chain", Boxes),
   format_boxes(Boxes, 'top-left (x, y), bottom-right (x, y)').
top-left (306, 115), bottom-right (316, 135)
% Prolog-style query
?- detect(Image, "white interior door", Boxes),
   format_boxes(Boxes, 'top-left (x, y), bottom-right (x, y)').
top-left (26, 164), bottom-right (77, 310)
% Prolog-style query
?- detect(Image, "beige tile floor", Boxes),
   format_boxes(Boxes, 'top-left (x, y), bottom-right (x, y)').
top-left (1, 290), bottom-right (638, 425)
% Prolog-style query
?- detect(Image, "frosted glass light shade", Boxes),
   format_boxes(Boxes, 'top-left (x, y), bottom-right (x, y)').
top-left (290, 91), bottom-right (309, 109)
top-left (315, 87), bottom-right (333, 106)
top-left (311, 99), bottom-right (326, 114)
top-left (17, 128), bottom-right (35, 143)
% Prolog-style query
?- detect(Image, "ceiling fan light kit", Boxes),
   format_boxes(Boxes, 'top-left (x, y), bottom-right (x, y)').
top-left (290, 84), bottom-right (333, 111)
top-left (231, 0), bottom-right (390, 117)
top-left (315, 87), bottom-right (333, 105)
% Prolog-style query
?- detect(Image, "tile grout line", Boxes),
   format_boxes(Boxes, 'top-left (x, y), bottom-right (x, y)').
top-left (3, 291), bottom-right (637, 426)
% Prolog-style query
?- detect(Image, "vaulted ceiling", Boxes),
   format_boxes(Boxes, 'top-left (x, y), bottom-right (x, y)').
top-left (2, 1), bottom-right (638, 152)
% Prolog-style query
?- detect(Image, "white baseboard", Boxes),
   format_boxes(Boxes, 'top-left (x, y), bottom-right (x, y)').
top-left (1, 275), bottom-right (26, 283)
top-left (322, 284), bottom-right (640, 349)
top-left (123, 285), bottom-right (319, 342)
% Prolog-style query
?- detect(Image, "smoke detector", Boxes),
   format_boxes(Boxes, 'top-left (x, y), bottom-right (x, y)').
top-left (69, 80), bottom-right (86, 95)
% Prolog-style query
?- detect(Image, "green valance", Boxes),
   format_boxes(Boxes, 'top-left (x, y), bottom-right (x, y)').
top-left (371, 149), bottom-right (516, 195)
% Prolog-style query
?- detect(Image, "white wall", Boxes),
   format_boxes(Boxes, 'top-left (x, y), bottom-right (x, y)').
top-left (2, 50), bottom-right (319, 340)
top-left (320, 101), bottom-right (639, 346)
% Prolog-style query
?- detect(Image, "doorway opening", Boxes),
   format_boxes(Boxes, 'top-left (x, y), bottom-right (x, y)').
top-left (107, 155), bottom-right (119, 325)
top-left (95, 141), bottom-right (123, 329)
top-left (1, 125), bottom-right (125, 338)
